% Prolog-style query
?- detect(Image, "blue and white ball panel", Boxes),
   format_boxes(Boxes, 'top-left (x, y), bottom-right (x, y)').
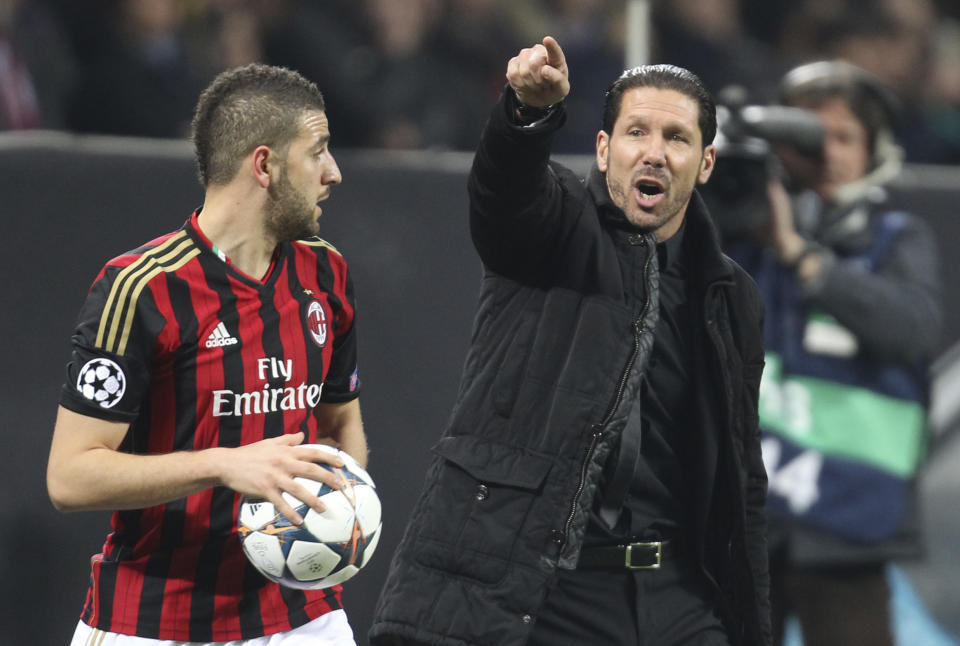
top-left (286, 539), bottom-right (342, 582)
top-left (353, 485), bottom-right (382, 535)
top-left (302, 489), bottom-right (358, 544)
top-left (241, 531), bottom-right (286, 580)
top-left (239, 499), bottom-right (279, 528)
top-left (360, 524), bottom-right (382, 568)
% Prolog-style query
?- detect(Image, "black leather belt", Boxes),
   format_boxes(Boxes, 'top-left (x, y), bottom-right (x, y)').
top-left (577, 540), bottom-right (676, 570)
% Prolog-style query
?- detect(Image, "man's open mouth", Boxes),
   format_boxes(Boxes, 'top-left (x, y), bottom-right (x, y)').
top-left (635, 180), bottom-right (664, 199)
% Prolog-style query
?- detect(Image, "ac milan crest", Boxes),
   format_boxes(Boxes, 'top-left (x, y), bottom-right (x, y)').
top-left (306, 300), bottom-right (328, 348)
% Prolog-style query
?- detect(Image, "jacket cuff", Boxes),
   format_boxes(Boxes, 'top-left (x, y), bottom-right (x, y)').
top-left (502, 87), bottom-right (565, 131)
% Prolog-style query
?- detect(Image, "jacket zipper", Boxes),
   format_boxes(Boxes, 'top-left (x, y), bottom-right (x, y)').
top-left (560, 235), bottom-right (656, 551)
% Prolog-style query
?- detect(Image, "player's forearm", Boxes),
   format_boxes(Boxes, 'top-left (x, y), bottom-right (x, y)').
top-left (315, 399), bottom-right (367, 468)
top-left (47, 444), bottom-right (226, 512)
top-left (339, 427), bottom-right (368, 469)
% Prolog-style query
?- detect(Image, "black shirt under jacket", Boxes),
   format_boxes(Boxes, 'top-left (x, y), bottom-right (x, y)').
top-left (586, 216), bottom-right (699, 546)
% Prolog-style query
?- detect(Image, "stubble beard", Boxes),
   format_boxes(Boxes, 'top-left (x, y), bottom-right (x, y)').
top-left (606, 169), bottom-right (695, 235)
top-left (265, 169), bottom-right (318, 243)
top-left (606, 172), bottom-right (666, 231)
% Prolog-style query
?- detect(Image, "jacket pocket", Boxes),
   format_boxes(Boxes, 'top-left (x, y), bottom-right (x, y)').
top-left (414, 434), bottom-right (553, 584)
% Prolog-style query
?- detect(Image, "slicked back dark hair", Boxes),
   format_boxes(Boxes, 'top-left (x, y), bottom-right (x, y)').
top-left (191, 63), bottom-right (326, 187)
top-left (601, 64), bottom-right (717, 147)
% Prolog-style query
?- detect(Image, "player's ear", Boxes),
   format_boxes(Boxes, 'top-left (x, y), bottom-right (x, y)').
top-left (252, 146), bottom-right (273, 188)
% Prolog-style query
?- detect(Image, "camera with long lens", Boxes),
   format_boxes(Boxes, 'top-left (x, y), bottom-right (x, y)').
top-left (701, 85), bottom-right (825, 240)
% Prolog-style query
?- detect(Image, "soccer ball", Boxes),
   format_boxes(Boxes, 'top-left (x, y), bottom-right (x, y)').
top-left (76, 358), bottom-right (126, 409)
top-left (237, 444), bottom-right (382, 589)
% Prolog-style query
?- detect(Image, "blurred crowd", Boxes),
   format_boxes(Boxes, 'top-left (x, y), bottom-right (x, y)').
top-left (2, 0), bottom-right (959, 162)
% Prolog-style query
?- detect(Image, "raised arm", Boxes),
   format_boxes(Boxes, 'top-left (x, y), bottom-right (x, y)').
top-left (469, 37), bottom-right (581, 283)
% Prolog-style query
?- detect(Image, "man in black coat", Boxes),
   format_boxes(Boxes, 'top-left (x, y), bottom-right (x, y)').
top-left (370, 36), bottom-right (771, 646)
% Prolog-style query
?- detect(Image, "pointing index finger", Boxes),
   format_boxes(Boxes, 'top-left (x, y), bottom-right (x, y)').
top-left (542, 36), bottom-right (565, 69)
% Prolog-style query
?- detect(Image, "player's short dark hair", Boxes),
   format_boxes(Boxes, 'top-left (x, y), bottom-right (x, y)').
top-left (602, 64), bottom-right (717, 146)
top-left (192, 63), bottom-right (326, 187)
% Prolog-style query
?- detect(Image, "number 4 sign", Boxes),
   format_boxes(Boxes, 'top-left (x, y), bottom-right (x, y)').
top-left (761, 436), bottom-right (823, 514)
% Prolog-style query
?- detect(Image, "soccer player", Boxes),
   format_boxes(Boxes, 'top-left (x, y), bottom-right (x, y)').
top-left (46, 64), bottom-right (366, 645)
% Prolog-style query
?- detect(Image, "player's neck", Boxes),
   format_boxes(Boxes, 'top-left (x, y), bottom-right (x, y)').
top-left (198, 188), bottom-right (278, 280)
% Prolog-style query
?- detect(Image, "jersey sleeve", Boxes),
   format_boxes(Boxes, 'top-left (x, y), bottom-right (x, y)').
top-left (59, 263), bottom-right (160, 422)
top-left (320, 256), bottom-right (361, 403)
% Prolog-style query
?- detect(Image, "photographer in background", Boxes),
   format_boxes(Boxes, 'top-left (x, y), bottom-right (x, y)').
top-left (717, 61), bottom-right (943, 646)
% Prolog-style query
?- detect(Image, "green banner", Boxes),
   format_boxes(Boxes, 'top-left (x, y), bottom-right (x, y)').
top-left (759, 354), bottom-right (925, 478)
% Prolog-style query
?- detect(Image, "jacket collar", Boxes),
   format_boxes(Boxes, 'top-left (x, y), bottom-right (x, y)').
top-left (686, 190), bottom-right (735, 287)
top-left (586, 163), bottom-right (733, 287)
top-left (586, 163), bottom-right (626, 229)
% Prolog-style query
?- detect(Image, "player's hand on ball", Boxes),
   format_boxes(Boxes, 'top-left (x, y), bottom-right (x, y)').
top-left (506, 36), bottom-right (569, 108)
top-left (219, 432), bottom-right (345, 525)
top-left (237, 443), bottom-right (382, 589)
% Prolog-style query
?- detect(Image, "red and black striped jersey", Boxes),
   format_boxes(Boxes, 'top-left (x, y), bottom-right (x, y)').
top-left (59, 212), bottom-right (362, 641)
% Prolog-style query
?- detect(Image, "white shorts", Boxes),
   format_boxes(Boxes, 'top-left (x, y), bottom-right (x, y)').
top-left (69, 610), bottom-right (357, 646)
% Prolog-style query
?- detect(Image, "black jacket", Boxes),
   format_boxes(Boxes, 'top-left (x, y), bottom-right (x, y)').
top-left (370, 91), bottom-right (771, 646)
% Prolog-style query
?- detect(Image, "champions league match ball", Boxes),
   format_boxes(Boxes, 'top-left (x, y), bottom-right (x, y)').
top-left (238, 444), bottom-right (382, 589)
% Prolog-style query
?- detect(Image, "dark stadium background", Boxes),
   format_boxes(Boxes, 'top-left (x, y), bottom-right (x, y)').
top-left (1, 135), bottom-right (959, 645)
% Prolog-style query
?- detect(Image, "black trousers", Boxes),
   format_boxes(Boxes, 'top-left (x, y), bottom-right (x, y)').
top-left (527, 558), bottom-right (730, 646)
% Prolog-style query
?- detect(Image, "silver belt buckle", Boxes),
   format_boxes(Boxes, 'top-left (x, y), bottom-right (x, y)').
top-left (625, 541), bottom-right (662, 569)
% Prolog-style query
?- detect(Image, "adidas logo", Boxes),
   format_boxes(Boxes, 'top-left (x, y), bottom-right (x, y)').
top-left (205, 321), bottom-right (238, 348)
